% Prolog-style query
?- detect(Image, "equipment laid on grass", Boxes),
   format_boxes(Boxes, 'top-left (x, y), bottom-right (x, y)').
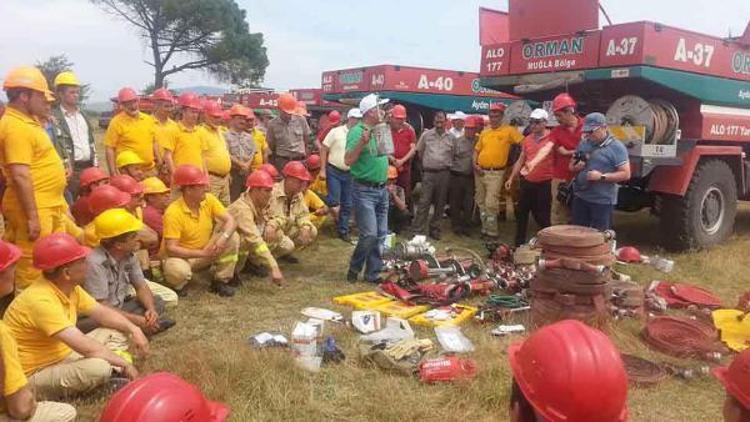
top-left (418, 356), bottom-right (477, 383)
top-left (642, 316), bottom-right (725, 361)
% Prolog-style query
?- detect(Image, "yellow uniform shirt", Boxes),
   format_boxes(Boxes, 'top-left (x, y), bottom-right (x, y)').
top-left (83, 222), bottom-right (99, 247)
top-left (474, 125), bottom-right (524, 169)
top-left (250, 128), bottom-right (268, 170)
top-left (162, 193), bottom-right (226, 250)
top-left (153, 116), bottom-right (179, 158)
top-left (0, 107), bottom-right (67, 210)
top-left (203, 125), bottom-right (232, 176)
top-left (0, 322), bottom-right (28, 414)
top-left (163, 123), bottom-right (208, 170)
top-left (105, 111), bottom-right (157, 167)
top-left (303, 189), bottom-right (325, 211)
top-left (309, 175), bottom-right (327, 197)
top-left (4, 280), bottom-right (97, 375)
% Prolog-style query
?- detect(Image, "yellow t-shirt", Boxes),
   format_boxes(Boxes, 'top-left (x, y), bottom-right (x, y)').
top-left (250, 128), bottom-right (268, 170)
top-left (4, 280), bottom-right (97, 375)
top-left (474, 125), bottom-right (524, 169)
top-left (162, 193), bottom-right (226, 250)
top-left (309, 175), bottom-right (327, 197)
top-left (203, 125), bottom-right (232, 176)
top-left (153, 116), bottom-right (179, 158)
top-left (163, 123), bottom-right (208, 170)
top-left (83, 222), bottom-right (99, 248)
top-left (105, 111), bottom-right (157, 167)
top-left (0, 322), bottom-right (28, 414)
top-left (303, 189), bottom-right (325, 211)
top-left (0, 107), bottom-right (67, 210)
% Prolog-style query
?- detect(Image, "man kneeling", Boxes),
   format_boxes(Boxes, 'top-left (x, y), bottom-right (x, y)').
top-left (3, 233), bottom-right (148, 400)
top-left (79, 209), bottom-right (175, 335)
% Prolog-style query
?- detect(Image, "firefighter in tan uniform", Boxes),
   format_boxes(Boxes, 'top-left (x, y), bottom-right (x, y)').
top-left (227, 170), bottom-right (290, 286)
top-left (264, 161), bottom-right (317, 263)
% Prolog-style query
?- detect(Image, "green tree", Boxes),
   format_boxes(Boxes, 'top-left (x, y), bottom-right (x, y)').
top-left (91, 0), bottom-right (269, 88)
top-left (35, 54), bottom-right (91, 104)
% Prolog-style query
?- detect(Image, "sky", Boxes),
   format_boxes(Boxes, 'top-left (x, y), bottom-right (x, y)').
top-left (1, 0), bottom-right (749, 102)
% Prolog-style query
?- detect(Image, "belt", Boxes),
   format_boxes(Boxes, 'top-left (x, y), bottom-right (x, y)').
top-left (422, 168), bottom-right (450, 173)
top-left (480, 166), bottom-right (506, 171)
top-left (73, 159), bottom-right (94, 169)
top-left (208, 171), bottom-right (229, 178)
top-left (327, 164), bottom-right (350, 173)
top-left (450, 170), bottom-right (473, 177)
top-left (354, 179), bottom-right (386, 189)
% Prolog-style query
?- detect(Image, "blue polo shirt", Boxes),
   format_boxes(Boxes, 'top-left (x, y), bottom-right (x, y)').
top-left (573, 135), bottom-right (629, 205)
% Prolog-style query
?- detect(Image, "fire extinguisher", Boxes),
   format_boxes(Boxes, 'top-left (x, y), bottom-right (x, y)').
top-left (418, 355), bottom-right (477, 383)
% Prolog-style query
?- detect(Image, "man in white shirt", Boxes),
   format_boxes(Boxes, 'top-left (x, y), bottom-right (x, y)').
top-left (320, 108), bottom-right (361, 242)
top-left (52, 71), bottom-right (97, 198)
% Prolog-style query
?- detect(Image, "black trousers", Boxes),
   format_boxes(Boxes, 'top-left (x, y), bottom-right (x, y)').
top-left (449, 171), bottom-right (474, 230)
top-left (389, 206), bottom-right (411, 234)
top-left (514, 178), bottom-right (552, 246)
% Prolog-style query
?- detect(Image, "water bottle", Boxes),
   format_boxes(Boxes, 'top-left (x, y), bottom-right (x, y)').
top-left (648, 255), bottom-right (674, 273)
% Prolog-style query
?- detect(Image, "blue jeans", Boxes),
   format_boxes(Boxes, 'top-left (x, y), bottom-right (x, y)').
top-left (349, 182), bottom-right (389, 282)
top-left (326, 164), bottom-right (353, 235)
top-left (572, 196), bottom-right (614, 231)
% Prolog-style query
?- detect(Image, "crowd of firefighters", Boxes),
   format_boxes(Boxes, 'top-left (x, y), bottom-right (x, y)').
top-left (0, 64), bottom-right (745, 421)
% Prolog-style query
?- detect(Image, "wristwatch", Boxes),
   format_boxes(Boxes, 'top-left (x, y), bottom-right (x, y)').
top-left (599, 174), bottom-right (607, 182)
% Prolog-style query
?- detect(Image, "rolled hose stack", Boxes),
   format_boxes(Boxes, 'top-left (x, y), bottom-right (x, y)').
top-left (529, 226), bottom-right (616, 329)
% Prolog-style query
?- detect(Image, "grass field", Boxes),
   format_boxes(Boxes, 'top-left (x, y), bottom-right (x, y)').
top-left (70, 202), bottom-right (750, 421)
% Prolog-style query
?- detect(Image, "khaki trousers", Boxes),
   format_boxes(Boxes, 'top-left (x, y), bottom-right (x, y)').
top-left (28, 328), bottom-right (128, 400)
top-left (550, 178), bottom-right (572, 225)
top-left (162, 232), bottom-right (240, 290)
top-left (0, 401), bottom-right (76, 422)
top-left (209, 174), bottom-right (231, 206)
top-left (238, 234), bottom-right (295, 272)
top-left (475, 170), bottom-right (505, 237)
top-left (286, 224), bottom-right (318, 249)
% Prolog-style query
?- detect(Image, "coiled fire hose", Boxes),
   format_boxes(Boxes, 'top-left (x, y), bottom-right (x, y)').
top-left (606, 95), bottom-right (679, 145)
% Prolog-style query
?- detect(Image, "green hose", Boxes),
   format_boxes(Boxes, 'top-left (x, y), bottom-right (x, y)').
top-left (486, 295), bottom-right (528, 309)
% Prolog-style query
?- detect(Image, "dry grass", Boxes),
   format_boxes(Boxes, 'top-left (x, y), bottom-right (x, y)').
top-left (76, 131), bottom-right (748, 421)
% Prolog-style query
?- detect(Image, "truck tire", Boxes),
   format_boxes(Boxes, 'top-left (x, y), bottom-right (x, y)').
top-left (660, 159), bottom-right (737, 250)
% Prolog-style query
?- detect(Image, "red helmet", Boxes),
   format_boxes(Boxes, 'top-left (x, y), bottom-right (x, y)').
top-left (259, 163), bottom-right (280, 180)
top-left (89, 185), bottom-right (132, 217)
top-left (178, 92), bottom-right (201, 110)
top-left (464, 116), bottom-right (478, 129)
top-left (33, 233), bottom-right (91, 271)
top-left (117, 87), bottom-right (138, 103)
top-left (0, 240), bottom-right (22, 272)
top-left (552, 93), bottom-right (576, 112)
top-left (110, 175), bottom-right (144, 196)
top-left (246, 170), bottom-right (275, 189)
top-left (173, 165), bottom-right (209, 187)
top-left (79, 167), bottom-right (109, 188)
top-left (203, 100), bottom-right (224, 118)
top-left (616, 246), bottom-right (642, 263)
top-left (489, 102), bottom-right (506, 112)
top-left (99, 372), bottom-right (230, 422)
top-left (508, 320), bottom-right (628, 422)
top-left (714, 348), bottom-right (750, 409)
top-left (282, 161), bottom-right (312, 181)
top-left (392, 104), bottom-right (407, 119)
top-left (328, 110), bottom-right (341, 124)
top-left (151, 88), bottom-right (173, 102)
top-left (306, 154), bottom-right (321, 170)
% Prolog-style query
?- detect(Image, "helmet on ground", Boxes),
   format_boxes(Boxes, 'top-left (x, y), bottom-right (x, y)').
top-left (508, 319), bottom-right (628, 422)
top-left (142, 177), bottom-right (170, 195)
top-left (117, 87), bottom-right (138, 103)
top-left (178, 92), bottom-right (201, 110)
top-left (110, 174), bottom-right (144, 196)
top-left (0, 241), bottom-right (22, 272)
top-left (3, 66), bottom-right (54, 101)
top-left (713, 348), bottom-right (750, 409)
top-left (277, 93), bottom-right (297, 114)
top-left (282, 161), bottom-right (312, 181)
top-left (116, 151), bottom-right (146, 169)
top-left (259, 163), bottom-right (280, 180)
top-left (79, 167), bottom-right (109, 188)
top-left (203, 100), bottom-right (224, 118)
top-left (99, 372), bottom-right (229, 422)
top-left (328, 110), bottom-right (341, 124)
top-left (95, 208), bottom-right (143, 240)
top-left (552, 93), bottom-right (576, 112)
top-left (89, 185), bottom-right (132, 217)
top-left (33, 233), bottom-right (90, 271)
top-left (246, 170), bottom-right (275, 189)
top-left (53, 71), bottom-right (80, 88)
top-left (173, 165), bottom-right (209, 187)
top-left (151, 88), bottom-right (173, 102)
top-left (616, 246), bottom-right (642, 263)
top-left (306, 155), bottom-right (321, 170)
top-left (392, 104), bottom-right (407, 119)
top-left (228, 104), bottom-right (251, 118)
top-left (387, 166), bottom-right (398, 180)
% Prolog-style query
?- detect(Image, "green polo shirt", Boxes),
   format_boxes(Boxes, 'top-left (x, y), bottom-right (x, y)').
top-left (346, 122), bottom-right (388, 184)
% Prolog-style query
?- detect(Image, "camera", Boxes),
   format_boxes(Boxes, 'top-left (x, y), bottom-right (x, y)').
top-left (573, 151), bottom-right (588, 164)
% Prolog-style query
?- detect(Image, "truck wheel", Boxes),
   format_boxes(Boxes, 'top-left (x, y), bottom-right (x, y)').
top-left (660, 159), bottom-right (737, 250)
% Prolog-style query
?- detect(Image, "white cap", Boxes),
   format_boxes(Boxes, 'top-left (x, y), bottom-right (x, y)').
top-left (451, 111), bottom-right (468, 121)
top-left (529, 108), bottom-right (549, 121)
top-left (347, 108), bottom-right (363, 119)
top-left (359, 93), bottom-right (389, 115)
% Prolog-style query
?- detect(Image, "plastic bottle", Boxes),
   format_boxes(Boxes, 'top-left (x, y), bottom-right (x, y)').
top-left (648, 255), bottom-right (674, 273)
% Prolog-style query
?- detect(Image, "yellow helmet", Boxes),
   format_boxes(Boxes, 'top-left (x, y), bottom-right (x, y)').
top-left (3, 66), bottom-right (55, 101)
top-left (142, 176), bottom-right (170, 195)
top-left (94, 208), bottom-right (143, 240)
top-left (53, 71), bottom-right (80, 88)
top-left (116, 151), bottom-right (146, 169)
